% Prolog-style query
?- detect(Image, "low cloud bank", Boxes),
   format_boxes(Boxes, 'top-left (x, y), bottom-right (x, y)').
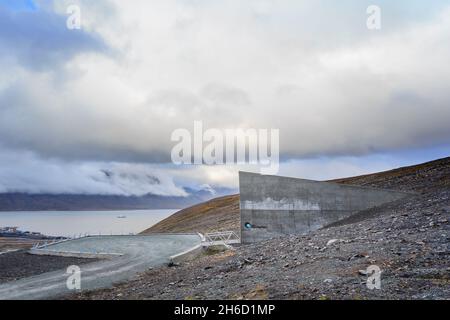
top-left (0, 148), bottom-right (187, 196)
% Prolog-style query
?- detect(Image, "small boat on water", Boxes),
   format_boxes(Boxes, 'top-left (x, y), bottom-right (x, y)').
top-left (117, 215), bottom-right (127, 219)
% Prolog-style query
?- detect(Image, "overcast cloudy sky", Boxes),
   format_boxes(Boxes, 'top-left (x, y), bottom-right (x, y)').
top-left (0, 0), bottom-right (449, 196)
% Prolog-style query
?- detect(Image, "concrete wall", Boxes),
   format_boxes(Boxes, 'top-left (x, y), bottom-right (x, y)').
top-left (29, 248), bottom-right (122, 259)
top-left (239, 172), bottom-right (412, 243)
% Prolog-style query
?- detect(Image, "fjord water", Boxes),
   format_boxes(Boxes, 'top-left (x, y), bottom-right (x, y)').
top-left (0, 210), bottom-right (176, 237)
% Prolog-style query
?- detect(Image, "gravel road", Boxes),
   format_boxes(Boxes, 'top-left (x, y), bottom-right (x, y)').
top-left (0, 234), bottom-right (201, 300)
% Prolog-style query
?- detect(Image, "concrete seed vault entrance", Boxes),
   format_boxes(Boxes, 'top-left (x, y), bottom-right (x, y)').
top-left (239, 171), bottom-right (412, 244)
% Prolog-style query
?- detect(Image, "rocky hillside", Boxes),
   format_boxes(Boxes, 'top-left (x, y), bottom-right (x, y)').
top-left (332, 157), bottom-right (450, 192)
top-left (141, 195), bottom-right (240, 234)
top-left (74, 156), bottom-right (449, 300)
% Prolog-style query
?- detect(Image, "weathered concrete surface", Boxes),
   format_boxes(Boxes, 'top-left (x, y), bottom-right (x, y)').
top-left (239, 172), bottom-right (412, 243)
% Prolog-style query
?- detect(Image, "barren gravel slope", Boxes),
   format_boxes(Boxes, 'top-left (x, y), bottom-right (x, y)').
top-left (332, 157), bottom-right (450, 192)
top-left (141, 195), bottom-right (240, 235)
top-left (0, 251), bottom-right (98, 284)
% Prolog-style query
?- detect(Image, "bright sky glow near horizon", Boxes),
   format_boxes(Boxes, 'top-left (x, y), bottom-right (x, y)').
top-left (0, 0), bottom-right (449, 196)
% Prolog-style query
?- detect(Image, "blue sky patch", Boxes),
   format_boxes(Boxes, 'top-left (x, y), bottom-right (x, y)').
top-left (0, 0), bottom-right (37, 11)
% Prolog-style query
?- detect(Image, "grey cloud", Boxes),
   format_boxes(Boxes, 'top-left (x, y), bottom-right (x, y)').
top-left (0, 147), bottom-right (187, 196)
top-left (0, 81), bottom-right (252, 163)
top-left (0, 1), bottom-right (449, 166)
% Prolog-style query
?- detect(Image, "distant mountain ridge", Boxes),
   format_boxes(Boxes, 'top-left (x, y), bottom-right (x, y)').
top-left (0, 187), bottom-right (236, 211)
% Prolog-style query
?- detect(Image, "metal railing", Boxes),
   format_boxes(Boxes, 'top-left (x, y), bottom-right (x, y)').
top-left (203, 231), bottom-right (241, 248)
top-left (32, 232), bottom-right (137, 250)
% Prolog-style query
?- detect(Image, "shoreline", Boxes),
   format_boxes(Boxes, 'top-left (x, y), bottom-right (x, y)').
top-left (0, 209), bottom-right (177, 239)
top-left (0, 208), bottom-right (179, 213)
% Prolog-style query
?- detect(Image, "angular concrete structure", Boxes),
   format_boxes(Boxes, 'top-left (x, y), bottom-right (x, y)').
top-left (239, 172), bottom-right (412, 243)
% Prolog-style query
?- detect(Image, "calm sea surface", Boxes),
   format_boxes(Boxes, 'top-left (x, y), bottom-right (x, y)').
top-left (0, 210), bottom-right (176, 237)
